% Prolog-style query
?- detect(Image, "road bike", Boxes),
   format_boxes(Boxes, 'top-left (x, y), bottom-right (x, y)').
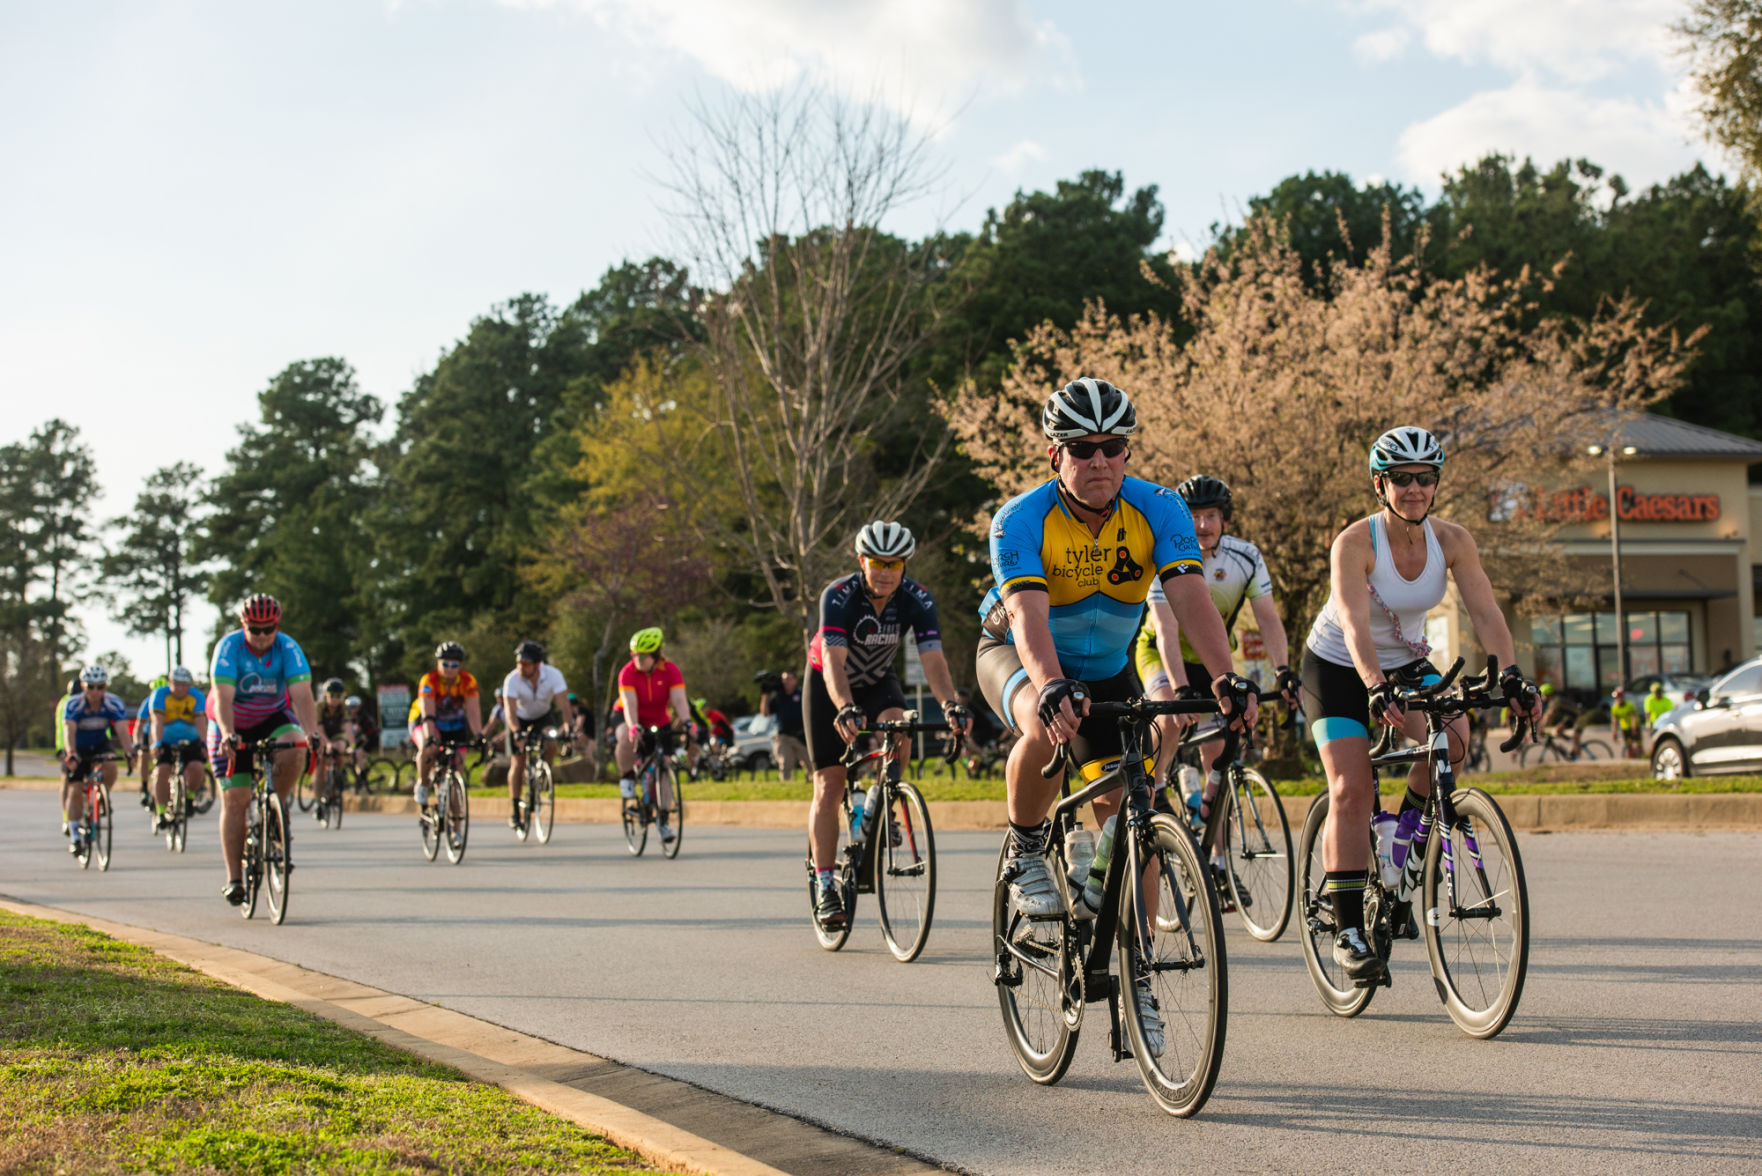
top-left (66, 750), bottom-right (125, 871)
top-left (235, 738), bottom-right (301, 924)
top-left (310, 743), bottom-right (349, 829)
top-left (623, 725), bottom-right (685, 858)
top-left (157, 740), bottom-right (212, 853)
top-left (509, 724), bottom-right (559, 844)
top-left (1296, 657), bottom-right (1531, 1038)
top-left (1517, 726), bottom-right (1612, 766)
top-left (1173, 720), bottom-right (1294, 941)
top-left (993, 694), bottom-right (1227, 1117)
top-left (807, 713), bottom-right (946, 962)
top-left (418, 733), bottom-right (474, 864)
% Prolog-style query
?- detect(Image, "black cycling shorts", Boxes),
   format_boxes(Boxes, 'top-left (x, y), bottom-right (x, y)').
top-left (974, 634), bottom-right (1136, 783)
top-left (64, 742), bottom-right (117, 780)
top-left (155, 741), bottom-right (206, 768)
top-left (1300, 649), bottom-right (1439, 749)
top-left (804, 667), bottom-right (909, 771)
top-left (211, 710), bottom-right (302, 783)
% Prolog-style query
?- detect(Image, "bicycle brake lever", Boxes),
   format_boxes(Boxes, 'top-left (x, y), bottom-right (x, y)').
top-left (1040, 746), bottom-right (1068, 779)
top-left (1498, 714), bottom-right (1529, 755)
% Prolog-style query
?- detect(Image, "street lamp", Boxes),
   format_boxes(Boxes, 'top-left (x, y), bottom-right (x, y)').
top-left (1586, 441), bottom-right (1639, 690)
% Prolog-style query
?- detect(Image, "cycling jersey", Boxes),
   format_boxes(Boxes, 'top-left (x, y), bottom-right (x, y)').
top-left (1611, 700), bottom-right (1640, 731)
top-left (980, 476), bottom-right (1203, 680)
top-left (317, 701), bottom-right (350, 738)
top-left (809, 571), bottom-right (942, 689)
top-left (618, 658), bottom-right (683, 729)
top-left (209, 630), bottom-right (312, 727)
top-left (418, 669), bottom-right (478, 729)
top-left (502, 664), bottom-right (568, 722)
top-left (150, 684), bottom-right (206, 745)
top-left (64, 691), bottom-right (128, 750)
top-left (1134, 534), bottom-right (1273, 669)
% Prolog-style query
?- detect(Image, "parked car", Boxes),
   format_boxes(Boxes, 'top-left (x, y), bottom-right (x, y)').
top-left (1616, 672), bottom-right (1710, 711)
top-left (732, 713), bottom-right (776, 772)
top-left (1649, 656), bottom-right (1762, 778)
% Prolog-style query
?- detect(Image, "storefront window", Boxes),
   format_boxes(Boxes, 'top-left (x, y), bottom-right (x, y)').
top-left (1526, 609), bottom-right (1692, 698)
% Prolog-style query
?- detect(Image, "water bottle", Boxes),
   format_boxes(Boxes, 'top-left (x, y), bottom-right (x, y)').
top-left (1371, 811), bottom-right (1399, 888)
top-left (865, 783), bottom-right (884, 823)
top-left (850, 794), bottom-right (866, 841)
top-left (1175, 763), bottom-right (1203, 826)
top-left (1081, 816), bottom-right (1118, 914)
top-left (1064, 826), bottom-right (1097, 917)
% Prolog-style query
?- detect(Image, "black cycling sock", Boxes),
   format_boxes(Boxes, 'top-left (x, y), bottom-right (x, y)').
top-left (1009, 820), bottom-right (1049, 855)
top-left (1400, 787), bottom-right (1427, 817)
top-left (1324, 870), bottom-right (1367, 931)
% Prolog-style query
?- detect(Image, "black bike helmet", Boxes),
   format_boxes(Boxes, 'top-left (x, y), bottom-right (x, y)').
top-left (1176, 474), bottom-right (1233, 521)
top-left (435, 641), bottom-right (466, 662)
top-left (515, 640), bottom-right (546, 663)
top-left (322, 677), bottom-right (345, 696)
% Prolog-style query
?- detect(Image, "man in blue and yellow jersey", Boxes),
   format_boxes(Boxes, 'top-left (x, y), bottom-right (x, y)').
top-left (149, 666), bottom-right (208, 832)
top-left (976, 378), bottom-right (1259, 974)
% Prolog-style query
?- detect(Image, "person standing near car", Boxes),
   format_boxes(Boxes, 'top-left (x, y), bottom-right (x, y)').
top-left (762, 670), bottom-right (807, 782)
top-left (1643, 682), bottom-right (1674, 731)
top-left (1610, 687), bottom-right (1642, 757)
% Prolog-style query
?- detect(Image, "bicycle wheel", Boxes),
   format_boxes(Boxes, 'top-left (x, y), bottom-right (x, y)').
top-left (1578, 738), bottom-right (1613, 762)
top-left (294, 768), bottom-right (313, 812)
top-left (874, 779), bottom-right (936, 962)
top-left (992, 835), bottom-right (1079, 1084)
top-left (166, 774), bottom-right (187, 853)
top-left (1119, 811), bottom-right (1227, 1117)
top-left (242, 798), bottom-right (262, 919)
top-left (264, 792), bottom-right (291, 924)
top-left (443, 770), bottom-right (469, 864)
top-left (660, 762), bottom-right (684, 859)
top-left (1517, 738), bottom-right (1558, 767)
top-left (621, 794), bottom-right (648, 856)
top-left (1223, 768), bottom-right (1293, 941)
top-left (1296, 794), bottom-right (1376, 1017)
top-left (419, 777), bottom-right (441, 862)
top-left (530, 761), bottom-right (555, 844)
top-left (92, 788), bottom-right (113, 872)
top-left (1424, 788), bottom-right (1529, 1039)
top-left (362, 757), bottom-right (400, 794)
top-left (809, 800), bottom-right (856, 951)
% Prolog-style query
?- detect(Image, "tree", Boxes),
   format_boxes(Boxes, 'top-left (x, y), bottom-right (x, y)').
top-left (0, 617), bottom-right (57, 777)
top-left (946, 215), bottom-right (1703, 637)
top-left (3, 420), bottom-right (99, 665)
top-left (1676, 0), bottom-right (1762, 183)
top-left (102, 462), bottom-right (210, 673)
top-left (201, 359), bottom-right (382, 679)
top-left (1212, 170), bottom-right (1429, 296)
top-left (661, 83), bottom-right (955, 642)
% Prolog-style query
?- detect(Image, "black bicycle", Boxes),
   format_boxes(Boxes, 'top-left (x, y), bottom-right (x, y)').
top-left (1296, 657), bottom-right (1532, 1038)
top-left (807, 713), bottom-right (946, 962)
top-left (622, 725), bottom-right (685, 858)
top-left (418, 733), bottom-right (474, 864)
top-left (993, 695), bottom-right (1227, 1117)
top-left (1518, 726), bottom-right (1612, 765)
top-left (236, 738), bottom-right (300, 924)
top-left (312, 742), bottom-right (349, 829)
top-left (1173, 722), bottom-right (1294, 942)
top-left (510, 723), bottom-right (559, 844)
top-left (157, 741), bottom-right (212, 853)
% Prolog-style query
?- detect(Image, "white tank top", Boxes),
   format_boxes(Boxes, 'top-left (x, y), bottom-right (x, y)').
top-left (1306, 515), bottom-right (1446, 670)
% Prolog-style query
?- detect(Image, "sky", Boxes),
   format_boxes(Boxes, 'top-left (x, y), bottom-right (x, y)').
top-left (0, 0), bottom-right (1725, 680)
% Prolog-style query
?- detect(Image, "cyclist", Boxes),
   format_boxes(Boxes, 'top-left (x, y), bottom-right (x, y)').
top-left (1133, 474), bottom-right (1299, 902)
top-left (1610, 687), bottom-right (1642, 757)
top-left (412, 643), bottom-right (484, 807)
top-left (60, 664), bottom-right (132, 853)
top-left (149, 667), bottom-right (208, 832)
top-left (345, 694), bottom-right (378, 778)
top-left (208, 594), bottom-right (320, 906)
top-left (482, 689), bottom-right (508, 753)
top-left (132, 678), bottom-right (166, 807)
top-left (1643, 681), bottom-right (1675, 731)
top-left (614, 628), bottom-right (692, 844)
top-left (690, 697), bottom-right (734, 776)
top-left (314, 678), bottom-right (352, 814)
top-left (1300, 426), bottom-right (1541, 982)
top-left (502, 640), bottom-right (578, 830)
top-left (807, 522), bottom-right (969, 928)
top-left (1537, 684), bottom-right (1584, 759)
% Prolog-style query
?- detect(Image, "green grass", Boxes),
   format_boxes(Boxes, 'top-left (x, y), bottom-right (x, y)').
top-left (0, 910), bottom-right (672, 1175)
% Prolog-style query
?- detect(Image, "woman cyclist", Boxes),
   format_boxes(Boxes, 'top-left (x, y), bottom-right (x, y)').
top-left (1300, 426), bottom-right (1541, 981)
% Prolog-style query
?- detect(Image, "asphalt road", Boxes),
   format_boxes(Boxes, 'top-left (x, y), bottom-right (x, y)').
top-left (3, 790), bottom-right (1758, 1174)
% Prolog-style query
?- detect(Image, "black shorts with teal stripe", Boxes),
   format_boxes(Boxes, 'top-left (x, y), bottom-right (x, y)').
top-left (1300, 649), bottom-right (1440, 748)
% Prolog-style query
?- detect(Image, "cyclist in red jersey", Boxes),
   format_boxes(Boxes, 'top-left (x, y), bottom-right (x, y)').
top-left (614, 627), bottom-right (692, 843)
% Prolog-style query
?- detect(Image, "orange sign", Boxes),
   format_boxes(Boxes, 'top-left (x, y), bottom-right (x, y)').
top-left (1512, 485), bottom-right (1720, 524)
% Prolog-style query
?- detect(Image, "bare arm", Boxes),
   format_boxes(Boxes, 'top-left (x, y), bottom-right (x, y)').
top-left (918, 649), bottom-right (969, 734)
top-left (1150, 597), bottom-right (1187, 688)
top-left (669, 685), bottom-right (691, 727)
top-left (1003, 590), bottom-right (1087, 741)
top-left (288, 682), bottom-right (319, 740)
top-left (1166, 572), bottom-right (1259, 728)
top-left (1248, 594), bottom-right (1292, 669)
top-left (215, 683), bottom-right (238, 741)
top-left (823, 645), bottom-right (857, 712)
top-left (1330, 522), bottom-right (1385, 689)
top-left (465, 693), bottom-right (483, 737)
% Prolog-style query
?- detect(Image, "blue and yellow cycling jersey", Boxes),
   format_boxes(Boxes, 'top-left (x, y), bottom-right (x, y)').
top-left (150, 684), bottom-right (206, 745)
top-left (979, 476), bottom-right (1203, 680)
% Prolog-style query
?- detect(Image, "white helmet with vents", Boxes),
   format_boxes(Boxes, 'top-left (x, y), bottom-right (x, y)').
top-left (854, 521), bottom-right (916, 561)
top-left (1368, 426), bottom-right (1444, 473)
top-left (1042, 377), bottom-right (1138, 441)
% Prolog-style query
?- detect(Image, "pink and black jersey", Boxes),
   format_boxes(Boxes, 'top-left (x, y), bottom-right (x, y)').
top-left (808, 572), bottom-right (942, 689)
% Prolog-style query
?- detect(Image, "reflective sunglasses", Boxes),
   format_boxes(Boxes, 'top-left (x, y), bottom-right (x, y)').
top-left (1383, 470), bottom-right (1439, 488)
top-left (440, 660), bottom-right (461, 669)
top-left (1063, 438), bottom-right (1129, 461)
top-left (863, 556), bottom-right (906, 572)
top-left (246, 624), bottom-right (278, 636)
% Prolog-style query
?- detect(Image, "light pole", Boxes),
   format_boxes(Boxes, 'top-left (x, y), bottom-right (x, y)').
top-left (1587, 442), bottom-right (1638, 690)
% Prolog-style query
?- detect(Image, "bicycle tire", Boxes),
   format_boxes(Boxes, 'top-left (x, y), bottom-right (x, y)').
top-left (360, 757), bottom-right (399, 794)
top-left (419, 778), bottom-right (441, 861)
top-left (1224, 768), bottom-right (1293, 941)
top-left (243, 794), bottom-right (263, 919)
top-left (443, 770), bottom-right (469, 864)
top-left (294, 768), bottom-right (313, 812)
top-left (992, 834), bottom-right (1079, 1084)
top-left (621, 795), bottom-right (648, 856)
top-left (530, 760), bottom-right (555, 844)
top-left (1119, 811), bottom-right (1227, 1117)
top-left (874, 778), bottom-right (936, 962)
top-left (1424, 788), bottom-right (1529, 1039)
top-left (93, 787), bottom-right (113, 872)
top-left (1578, 738), bottom-right (1614, 762)
top-left (660, 760), bottom-right (684, 859)
top-left (808, 799), bottom-right (857, 950)
top-left (264, 792), bottom-right (291, 924)
top-left (166, 774), bottom-right (187, 853)
top-left (1295, 794), bottom-right (1376, 1017)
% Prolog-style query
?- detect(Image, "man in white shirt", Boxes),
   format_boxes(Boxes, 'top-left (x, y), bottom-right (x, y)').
top-left (502, 640), bottom-right (579, 831)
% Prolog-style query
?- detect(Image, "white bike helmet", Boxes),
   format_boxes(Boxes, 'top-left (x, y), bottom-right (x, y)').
top-left (79, 664), bottom-right (108, 686)
top-left (1368, 426), bottom-right (1444, 473)
top-left (1042, 377), bottom-right (1138, 441)
top-left (854, 521), bottom-right (916, 561)
top-left (169, 666), bottom-right (194, 684)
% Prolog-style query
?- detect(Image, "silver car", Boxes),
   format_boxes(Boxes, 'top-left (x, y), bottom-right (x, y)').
top-left (1649, 656), bottom-right (1762, 778)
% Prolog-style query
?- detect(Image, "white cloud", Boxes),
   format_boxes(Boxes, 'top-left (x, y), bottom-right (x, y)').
top-left (1353, 26), bottom-right (1409, 63)
top-left (1394, 77), bottom-right (1710, 187)
top-left (502, 0), bottom-right (1074, 124)
top-left (1353, 0), bottom-right (1680, 83)
top-left (990, 138), bottom-right (1044, 172)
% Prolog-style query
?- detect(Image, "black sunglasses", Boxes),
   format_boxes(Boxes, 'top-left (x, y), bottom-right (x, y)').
top-left (1383, 470), bottom-right (1440, 488)
top-left (246, 624), bottom-right (278, 636)
top-left (1063, 438), bottom-right (1129, 460)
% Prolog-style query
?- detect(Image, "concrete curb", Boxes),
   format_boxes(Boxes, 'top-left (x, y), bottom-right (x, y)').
top-left (0, 896), bottom-right (937, 1176)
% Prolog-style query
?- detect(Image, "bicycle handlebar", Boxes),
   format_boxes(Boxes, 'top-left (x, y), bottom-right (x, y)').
top-left (1367, 656), bottom-right (1533, 758)
top-left (1038, 696), bottom-right (1226, 779)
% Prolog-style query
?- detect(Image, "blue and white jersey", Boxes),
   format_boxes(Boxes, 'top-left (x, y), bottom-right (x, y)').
top-left (209, 630), bottom-right (312, 726)
top-left (64, 691), bottom-right (128, 750)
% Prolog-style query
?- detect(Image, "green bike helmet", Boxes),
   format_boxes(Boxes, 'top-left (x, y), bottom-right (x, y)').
top-left (629, 627), bottom-right (665, 655)
top-left (1539, 683), bottom-right (1554, 696)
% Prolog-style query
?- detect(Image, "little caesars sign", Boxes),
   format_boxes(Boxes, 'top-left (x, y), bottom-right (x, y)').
top-left (1517, 485), bottom-right (1722, 524)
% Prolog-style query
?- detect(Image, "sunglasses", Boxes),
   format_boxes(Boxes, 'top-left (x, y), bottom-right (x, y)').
top-left (246, 625), bottom-right (277, 636)
top-left (440, 660), bottom-right (461, 669)
top-left (1383, 470), bottom-right (1440, 488)
top-left (863, 556), bottom-right (906, 572)
top-left (1063, 438), bottom-right (1129, 461)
